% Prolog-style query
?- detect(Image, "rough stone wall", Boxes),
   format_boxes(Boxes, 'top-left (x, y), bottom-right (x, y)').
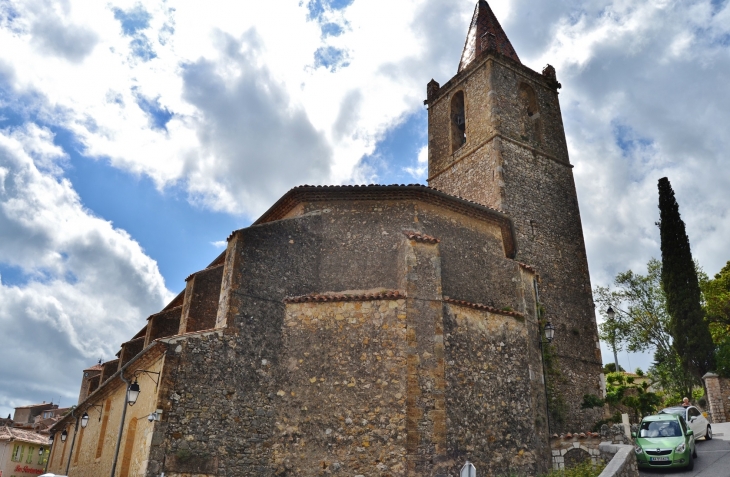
top-left (119, 337), bottom-right (145, 369)
top-left (147, 201), bottom-right (549, 476)
top-left (146, 306), bottom-right (183, 346)
top-left (279, 299), bottom-right (409, 475)
top-left (444, 303), bottom-right (549, 476)
top-left (703, 373), bottom-right (730, 422)
top-left (427, 53), bottom-right (602, 431)
top-left (550, 424), bottom-right (631, 471)
top-left (179, 265), bottom-right (224, 334)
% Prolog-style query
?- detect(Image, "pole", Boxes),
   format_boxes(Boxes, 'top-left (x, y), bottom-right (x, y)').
top-left (109, 373), bottom-right (130, 477)
top-left (540, 337), bottom-right (551, 436)
top-left (611, 331), bottom-right (619, 371)
top-left (64, 408), bottom-right (79, 476)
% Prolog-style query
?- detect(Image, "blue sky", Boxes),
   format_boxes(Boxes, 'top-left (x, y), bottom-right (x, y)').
top-left (2, 0), bottom-right (730, 416)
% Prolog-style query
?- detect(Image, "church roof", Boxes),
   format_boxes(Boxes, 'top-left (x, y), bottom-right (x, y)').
top-left (458, 0), bottom-right (520, 73)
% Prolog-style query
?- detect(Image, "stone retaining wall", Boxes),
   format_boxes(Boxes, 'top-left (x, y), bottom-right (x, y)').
top-left (550, 423), bottom-right (631, 470)
top-left (597, 443), bottom-right (638, 477)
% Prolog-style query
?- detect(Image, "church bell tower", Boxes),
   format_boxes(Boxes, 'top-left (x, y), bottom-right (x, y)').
top-left (425, 0), bottom-right (603, 431)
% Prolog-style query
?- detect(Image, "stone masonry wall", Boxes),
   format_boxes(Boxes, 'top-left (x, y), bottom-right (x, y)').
top-left (279, 299), bottom-right (408, 475)
top-left (703, 373), bottom-right (729, 423)
top-left (444, 303), bottom-right (548, 476)
top-left (148, 200), bottom-right (549, 476)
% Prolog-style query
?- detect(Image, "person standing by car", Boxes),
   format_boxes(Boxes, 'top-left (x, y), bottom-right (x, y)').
top-left (682, 397), bottom-right (690, 407)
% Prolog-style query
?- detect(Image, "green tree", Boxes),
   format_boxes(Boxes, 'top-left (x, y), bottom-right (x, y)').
top-left (657, 177), bottom-right (715, 380)
top-left (701, 261), bottom-right (730, 376)
top-left (701, 261), bottom-right (730, 326)
top-left (594, 259), bottom-right (673, 359)
top-left (593, 258), bottom-right (696, 398)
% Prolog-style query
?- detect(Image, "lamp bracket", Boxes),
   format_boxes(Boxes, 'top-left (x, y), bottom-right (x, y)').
top-left (85, 403), bottom-right (103, 421)
top-left (133, 369), bottom-right (161, 388)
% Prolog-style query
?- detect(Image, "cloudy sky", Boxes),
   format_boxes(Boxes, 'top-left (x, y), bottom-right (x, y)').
top-left (1, 0), bottom-right (728, 416)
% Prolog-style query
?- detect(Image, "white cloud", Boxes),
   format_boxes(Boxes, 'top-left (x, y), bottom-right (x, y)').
top-left (404, 145), bottom-right (428, 179)
top-left (0, 0), bottom-right (476, 217)
top-left (0, 124), bottom-right (171, 413)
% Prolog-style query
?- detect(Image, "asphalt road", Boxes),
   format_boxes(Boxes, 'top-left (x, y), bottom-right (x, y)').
top-left (639, 421), bottom-right (730, 477)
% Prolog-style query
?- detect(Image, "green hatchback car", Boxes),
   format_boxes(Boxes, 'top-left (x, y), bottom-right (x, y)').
top-left (633, 413), bottom-right (696, 470)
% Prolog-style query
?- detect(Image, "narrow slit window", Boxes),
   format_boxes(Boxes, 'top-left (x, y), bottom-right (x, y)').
top-left (518, 83), bottom-right (541, 145)
top-left (450, 91), bottom-right (466, 152)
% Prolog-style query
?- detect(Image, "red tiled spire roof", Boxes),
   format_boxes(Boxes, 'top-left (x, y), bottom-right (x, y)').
top-left (458, 0), bottom-right (520, 72)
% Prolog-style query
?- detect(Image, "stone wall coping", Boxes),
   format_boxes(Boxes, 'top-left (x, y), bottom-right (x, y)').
top-left (147, 304), bottom-right (183, 321)
top-left (703, 372), bottom-right (720, 379)
top-left (443, 297), bottom-right (525, 318)
top-left (284, 291), bottom-right (405, 304)
top-left (598, 443), bottom-right (635, 477)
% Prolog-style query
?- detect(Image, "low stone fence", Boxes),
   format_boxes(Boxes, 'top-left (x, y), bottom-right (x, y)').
top-left (550, 424), bottom-right (631, 470)
top-left (597, 443), bottom-right (638, 477)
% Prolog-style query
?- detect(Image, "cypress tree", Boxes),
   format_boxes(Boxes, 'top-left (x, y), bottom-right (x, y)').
top-left (658, 177), bottom-right (715, 380)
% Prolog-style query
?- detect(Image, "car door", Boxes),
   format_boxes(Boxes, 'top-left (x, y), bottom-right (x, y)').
top-left (687, 406), bottom-right (705, 437)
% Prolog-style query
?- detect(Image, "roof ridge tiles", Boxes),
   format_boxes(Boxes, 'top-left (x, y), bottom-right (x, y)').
top-left (516, 261), bottom-right (538, 273)
top-left (284, 290), bottom-right (405, 304)
top-left (443, 296), bottom-right (524, 318)
top-left (403, 231), bottom-right (441, 244)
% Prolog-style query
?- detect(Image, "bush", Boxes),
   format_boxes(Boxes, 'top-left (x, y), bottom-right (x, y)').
top-left (543, 460), bottom-right (606, 477)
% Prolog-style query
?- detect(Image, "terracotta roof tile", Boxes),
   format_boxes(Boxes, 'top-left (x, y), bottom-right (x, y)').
top-left (12, 403), bottom-right (55, 410)
top-left (284, 291), bottom-right (404, 304)
top-left (443, 296), bottom-right (524, 318)
top-left (0, 425), bottom-right (50, 445)
top-left (516, 262), bottom-right (537, 274)
top-left (403, 231), bottom-right (440, 244)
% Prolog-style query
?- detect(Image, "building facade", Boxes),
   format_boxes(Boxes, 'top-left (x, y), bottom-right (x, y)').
top-left (48, 1), bottom-right (602, 475)
top-left (0, 426), bottom-right (50, 477)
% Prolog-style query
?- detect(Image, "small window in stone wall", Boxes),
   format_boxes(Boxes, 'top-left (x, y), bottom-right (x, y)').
top-left (518, 83), bottom-right (542, 145)
top-left (451, 91), bottom-right (466, 152)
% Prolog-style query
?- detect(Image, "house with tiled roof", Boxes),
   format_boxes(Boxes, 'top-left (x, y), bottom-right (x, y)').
top-left (47, 2), bottom-right (603, 476)
top-left (0, 425), bottom-right (50, 476)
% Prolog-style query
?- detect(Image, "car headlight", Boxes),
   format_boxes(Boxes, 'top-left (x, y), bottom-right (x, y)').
top-left (675, 442), bottom-right (686, 453)
top-left (634, 445), bottom-right (643, 454)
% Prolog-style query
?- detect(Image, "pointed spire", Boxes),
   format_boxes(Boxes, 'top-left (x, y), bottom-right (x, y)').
top-left (458, 0), bottom-right (520, 72)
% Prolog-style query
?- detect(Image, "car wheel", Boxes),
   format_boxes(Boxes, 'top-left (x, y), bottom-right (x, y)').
top-left (687, 452), bottom-right (695, 470)
top-left (706, 425), bottom-right (713, 440)
top-left (693, 444), bottom-right (697, 458)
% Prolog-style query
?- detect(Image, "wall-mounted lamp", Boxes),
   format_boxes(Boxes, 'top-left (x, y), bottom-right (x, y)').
top-left (39, 446), bottom-right (44, 455)
top-left (127, 380), bottom-right (141, 406)
top-left (544, 321), bottom-right (555, 343)
top-left (49, 434), bottom-right (54, 443)
top-left (80, 412), bottom-right (90, 428)
top-left (126, 369), bottom-right (160, 406)
top-left (60, 430), bottom-right (68, 442)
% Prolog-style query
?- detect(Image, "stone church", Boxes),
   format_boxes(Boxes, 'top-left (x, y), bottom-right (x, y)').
top-left (48, 2), bottom-right (603, 476)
